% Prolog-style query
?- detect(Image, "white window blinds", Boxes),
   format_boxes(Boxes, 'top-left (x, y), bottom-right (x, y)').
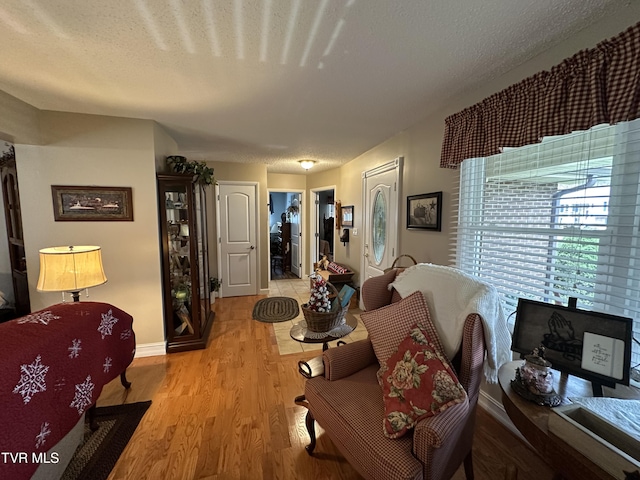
top-left (453, 118), bottom-right (640, 373)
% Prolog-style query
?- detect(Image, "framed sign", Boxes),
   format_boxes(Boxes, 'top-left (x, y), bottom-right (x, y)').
top-left (51, 185), bottom-right (134, 221)
top-left (407, 192), bottom-right (442, 231)
top-left (341, 205), bottom-right (354, 228)
top-left (512, 298), bottom-right (633, 388)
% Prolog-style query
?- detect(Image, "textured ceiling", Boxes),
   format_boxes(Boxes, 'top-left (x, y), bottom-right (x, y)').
top-left (0, 0), bottom-right (625, 173)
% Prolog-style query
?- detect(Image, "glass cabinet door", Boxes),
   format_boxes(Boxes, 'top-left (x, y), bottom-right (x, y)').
top-left (158, 173), bottom-right (213, 353)
top-left (164, 184), bottom-right (199, 339)
top-left (194, 184), bottom-right (210, 328)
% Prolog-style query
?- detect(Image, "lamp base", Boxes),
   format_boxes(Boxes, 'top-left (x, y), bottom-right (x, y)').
top-left (71, 291), bottom-right (81, 302)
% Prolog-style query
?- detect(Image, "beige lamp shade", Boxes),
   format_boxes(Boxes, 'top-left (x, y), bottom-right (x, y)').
top-left (37, 246), bottom-right (107, 293)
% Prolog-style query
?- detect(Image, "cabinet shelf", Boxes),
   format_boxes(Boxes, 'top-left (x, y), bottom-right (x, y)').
top-left (158, 173), bottom-right (214, 353)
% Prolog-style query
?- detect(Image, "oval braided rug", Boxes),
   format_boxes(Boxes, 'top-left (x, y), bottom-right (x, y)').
top-left (252, 297), bottom-right (300, 323)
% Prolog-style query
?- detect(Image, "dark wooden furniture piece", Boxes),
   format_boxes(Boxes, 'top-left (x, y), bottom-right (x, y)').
top-left (290, 312), bottom-right (357, 351)
top-left (158, 173), bottom-right (213, 353)
top-left (281, 221), bottom-right (291, 272)
top-left (499, 360), bottom-right (640, 480)
top-left (1, 153), bottom-right (30, 316)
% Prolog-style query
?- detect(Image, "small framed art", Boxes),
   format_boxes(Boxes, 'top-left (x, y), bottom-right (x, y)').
top-left (341, 205), bottom-right (354, 228)
top-left (407, 192), bottom-right (442, 231)
top-left (51, 185), bottom-right (134, 221)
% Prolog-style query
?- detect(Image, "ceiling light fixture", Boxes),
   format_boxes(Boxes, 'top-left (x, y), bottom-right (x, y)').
top-left (299, 160), bottom-right (316, 170)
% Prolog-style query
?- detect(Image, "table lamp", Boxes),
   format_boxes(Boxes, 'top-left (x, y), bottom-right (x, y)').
top-left (37, 245), bottom-right (107, 302)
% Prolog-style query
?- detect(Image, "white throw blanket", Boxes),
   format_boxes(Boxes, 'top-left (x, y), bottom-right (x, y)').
top-left (389, 263), bottom-right (511, 383)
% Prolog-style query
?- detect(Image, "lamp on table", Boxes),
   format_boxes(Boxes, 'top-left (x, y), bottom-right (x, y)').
top-left (37, 245), bottom-right (107, 302)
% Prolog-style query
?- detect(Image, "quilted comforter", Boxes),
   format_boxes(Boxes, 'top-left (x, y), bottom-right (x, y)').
top-left (0, 302), bottom-right (135, 479)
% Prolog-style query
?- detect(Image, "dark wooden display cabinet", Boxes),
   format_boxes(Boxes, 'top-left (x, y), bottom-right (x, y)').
top-left (157, 173), bottom-right (213, 352)
top-left (1, 152), bottom-right (29, 318)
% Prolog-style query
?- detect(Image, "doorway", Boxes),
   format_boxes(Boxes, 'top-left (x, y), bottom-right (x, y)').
top-left (268, 189), bottom-right (304, 280)
top-left (310, 186), bottom-right (336, 269)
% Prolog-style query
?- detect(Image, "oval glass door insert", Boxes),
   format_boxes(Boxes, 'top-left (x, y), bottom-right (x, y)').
top-left (372, 190), bottom-right (386, 264)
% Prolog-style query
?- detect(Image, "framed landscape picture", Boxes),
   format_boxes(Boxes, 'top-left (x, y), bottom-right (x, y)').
top-left (407, 192), bottom-right (442, 231)
top-left (51, 185), bottom-right (133, 221)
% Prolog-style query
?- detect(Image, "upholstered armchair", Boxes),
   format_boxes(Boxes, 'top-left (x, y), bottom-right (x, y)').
top-left (297, 267), bottom-right (489, 480)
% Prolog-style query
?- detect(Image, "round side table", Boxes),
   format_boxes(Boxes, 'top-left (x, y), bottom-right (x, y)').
top-left (290, 314), bottom-right (358, 351)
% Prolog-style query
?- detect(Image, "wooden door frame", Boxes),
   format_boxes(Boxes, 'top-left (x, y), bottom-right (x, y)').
top-left (309, 185), bottom-right (336, 270)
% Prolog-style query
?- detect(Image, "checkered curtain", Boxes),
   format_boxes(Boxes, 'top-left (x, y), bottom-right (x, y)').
top-left (440, 21), bottom-right (640, 169)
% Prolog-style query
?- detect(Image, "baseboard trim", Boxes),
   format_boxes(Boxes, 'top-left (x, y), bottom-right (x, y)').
top-left (478, 390), bottom-right (526, 442)
top-left (260, 287), bottom-right (270, 295)
top-left (134, 342), bottom-right (166, 358)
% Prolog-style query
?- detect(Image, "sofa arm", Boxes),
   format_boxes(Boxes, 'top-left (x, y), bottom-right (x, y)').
top-left (413, 401), bottom-right (469, 456)
top-left (323, 338), bottom-right (378, 381)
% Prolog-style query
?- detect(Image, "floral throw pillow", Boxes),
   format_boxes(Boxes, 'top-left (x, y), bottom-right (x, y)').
top-left (381, 325), bottom-right (467, 439)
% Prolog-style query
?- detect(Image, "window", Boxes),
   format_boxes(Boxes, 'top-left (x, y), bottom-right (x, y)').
top-left (453, 119), bottom-right (640, 373)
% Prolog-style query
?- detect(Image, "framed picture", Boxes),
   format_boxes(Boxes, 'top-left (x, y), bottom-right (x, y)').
top-left (51, 185), bottom-right (134, 221)
top-left (512, 298), bottom-right (633, 388)
top-left (341, 205), bottom-right (354, 228)
top-left (407, 192), bottom-right (442, 231)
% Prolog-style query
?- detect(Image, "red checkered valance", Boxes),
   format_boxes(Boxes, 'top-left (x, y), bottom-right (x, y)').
top-left (440, 21), bottom-right (640, 169)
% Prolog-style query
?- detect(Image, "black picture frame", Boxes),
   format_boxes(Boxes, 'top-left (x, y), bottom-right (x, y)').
top-left (407, 192), bottom-right (442, 231)
top-left (512, 298), bottom-right (633, 389)
top-left (341, 205), bottom-right (354, 228)
top-left (51, 185), bottom-right (134, 221)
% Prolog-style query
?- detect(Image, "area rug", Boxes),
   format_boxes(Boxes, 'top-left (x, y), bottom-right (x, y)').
top-left (61, 401), bottom-right (151, 480)
top-left (253, 296), bottom-right (300, 323)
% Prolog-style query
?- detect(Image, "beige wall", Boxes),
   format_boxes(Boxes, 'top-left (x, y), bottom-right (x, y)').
top-left (324, 2), bottom-right (640, 277)
top-left (16, 111), bottom-right (166, 346)
top-left (153, 123), bottom-right (178, 173)
top-left (0, 90), bottom-right (40, 145)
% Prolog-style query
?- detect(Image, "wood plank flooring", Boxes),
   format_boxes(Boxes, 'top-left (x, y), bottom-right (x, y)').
top-left (99, 283), bottom-right (554, 480)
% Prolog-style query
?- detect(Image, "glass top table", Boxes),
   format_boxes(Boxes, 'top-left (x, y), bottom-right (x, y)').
top-left (289, 314), bottom-right (358, 351)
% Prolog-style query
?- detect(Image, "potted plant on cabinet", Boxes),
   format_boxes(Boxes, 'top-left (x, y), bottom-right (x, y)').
top-left (210, 277), bottom-right (221, 303)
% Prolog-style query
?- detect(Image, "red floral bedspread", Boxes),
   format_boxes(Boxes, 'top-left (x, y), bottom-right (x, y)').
top-left (0, 302), bottom-right (135, 479)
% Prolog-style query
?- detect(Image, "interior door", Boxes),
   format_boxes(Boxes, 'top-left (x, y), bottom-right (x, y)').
top-left (217, 182), bottom-right (258, 297)
top-left (362, 158), bottom-right (402, 281)
top-left (289, 193), bottom-right (301, 278)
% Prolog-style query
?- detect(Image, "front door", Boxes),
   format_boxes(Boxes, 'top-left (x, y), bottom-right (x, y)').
top-left (362, 158), bottom-right (403, 281)
top-left (217, 182), bottom-right (258, 297)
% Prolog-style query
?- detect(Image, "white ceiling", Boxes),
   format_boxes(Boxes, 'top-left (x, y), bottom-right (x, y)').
top-left (0, 0), bottom-right (626, 173)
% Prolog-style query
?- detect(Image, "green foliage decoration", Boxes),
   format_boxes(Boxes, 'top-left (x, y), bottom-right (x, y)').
top-left (167, 155), bottom-right (215, 186)
top-left (209, 277), bottom-right (221, 292)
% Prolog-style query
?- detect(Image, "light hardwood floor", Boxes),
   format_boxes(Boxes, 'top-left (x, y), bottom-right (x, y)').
top-left (98, 278), bottom-right (554, 480)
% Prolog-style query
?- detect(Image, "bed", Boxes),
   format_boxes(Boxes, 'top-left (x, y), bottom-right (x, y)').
top-left (0, 302), bottom-right (136, 479)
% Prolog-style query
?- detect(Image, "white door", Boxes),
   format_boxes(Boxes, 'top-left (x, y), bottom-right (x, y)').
top-left (289, 193), bottom-right (301, 278)
top-left (217, 182), bottom-right (258, 297)
top-left (362, 158), bottom-right (403, 281)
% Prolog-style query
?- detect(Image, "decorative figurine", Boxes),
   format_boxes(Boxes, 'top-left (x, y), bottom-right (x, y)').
top-left (318, 255), bottom-right (330, 271)
top-left (511, 345), bottom-right (562, 407)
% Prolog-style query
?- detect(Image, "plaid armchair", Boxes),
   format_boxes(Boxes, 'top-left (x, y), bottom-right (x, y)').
top-left (298, 269), bottom-right (486, 480)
